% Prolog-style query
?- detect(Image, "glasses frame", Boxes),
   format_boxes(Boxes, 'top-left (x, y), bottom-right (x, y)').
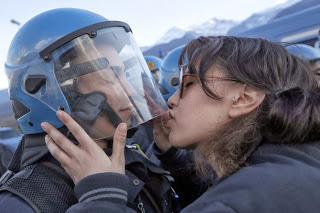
top-left (179, 65), bottom-right (242, 98)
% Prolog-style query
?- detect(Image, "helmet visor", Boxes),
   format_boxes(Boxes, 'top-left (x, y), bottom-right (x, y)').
top-left (51, 27), bottom-right (167, 140)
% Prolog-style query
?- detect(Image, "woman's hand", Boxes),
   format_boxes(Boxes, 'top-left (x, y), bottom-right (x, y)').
top-left (41, 110), bottom-right (127, 184)
top-left (153, 111), bottom-right (172, 152)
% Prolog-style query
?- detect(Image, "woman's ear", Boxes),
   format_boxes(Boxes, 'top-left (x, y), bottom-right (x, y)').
top-left (228, 85), bottom-right (265, 118)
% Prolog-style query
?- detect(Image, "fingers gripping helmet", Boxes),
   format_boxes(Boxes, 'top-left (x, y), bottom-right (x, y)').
top-left (159, 45), bottom-right (184, 101)
top-left (5, 8), bottom-right (167, 139)
top-left (144, 55), bottom-right (162, 83)
top-left (286, 44), bottom-right (320, 63)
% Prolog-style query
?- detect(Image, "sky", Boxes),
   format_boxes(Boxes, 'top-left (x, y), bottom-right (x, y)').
top-left (0, 0), bottom-right (289, 89)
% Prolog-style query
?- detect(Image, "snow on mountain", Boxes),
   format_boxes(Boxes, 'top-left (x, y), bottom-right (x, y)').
top-left (155, 27), bottom-right (187, 45)
top-left (188, 18), bottom-right (238, 36)
top-left (144, 0), bottom-right (307, 57)
top-left (228, 0), bottom-right (301, 35)
top-left (155, 18), bottom-right (238, 45)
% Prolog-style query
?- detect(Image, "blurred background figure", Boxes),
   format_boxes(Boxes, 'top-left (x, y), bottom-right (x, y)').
top-left (159, 45), bottom-right (184, 101)
top-left (286, 44), bottom-right (320, 80)
top-left (0, 89), bottom-right (21, 176)
top-left (0, 127), bottom-right (20, 175)
top-left (144, 55), bottom-right (162, 83)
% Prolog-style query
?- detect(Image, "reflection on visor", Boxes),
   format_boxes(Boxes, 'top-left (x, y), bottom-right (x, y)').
top-left (56, 57), bottom-right (122, 83)
top-left (123, 57), bottom-right (138, 69)
top-left (56, 56), bottom-right (138, 84)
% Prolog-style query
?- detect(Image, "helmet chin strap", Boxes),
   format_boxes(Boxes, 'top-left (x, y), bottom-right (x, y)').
top-left (71, 91), bottom-right (122, 130)
top-left (63, 91), bottom-right (138, 143)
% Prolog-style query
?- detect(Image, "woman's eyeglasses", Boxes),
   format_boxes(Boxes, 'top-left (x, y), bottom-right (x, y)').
top-left (178, 65), bottom-right (242, 98)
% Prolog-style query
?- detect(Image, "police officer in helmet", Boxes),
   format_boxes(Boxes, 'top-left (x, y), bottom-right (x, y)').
top-left (159, 46), bottom-right (184, 101)
top-left (286, 43), bottom-right (320, 83)
top-left (144, 55), bottom-right (162, 84)
top-left (0, 8), bottom-right (178, 213)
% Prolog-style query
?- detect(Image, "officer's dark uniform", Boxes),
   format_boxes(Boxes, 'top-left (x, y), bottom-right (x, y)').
top-left (0, 134), bottom-right (179, 213)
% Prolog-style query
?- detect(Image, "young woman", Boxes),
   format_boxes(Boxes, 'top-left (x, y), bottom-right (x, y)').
top-left (42, 36), bottom-right (320, 212)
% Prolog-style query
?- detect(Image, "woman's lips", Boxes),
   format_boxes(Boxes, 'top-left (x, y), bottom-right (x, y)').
top-left (168, 110), bottom-right (174, 119)
top-left (165, 111), bottom-right (175, 129)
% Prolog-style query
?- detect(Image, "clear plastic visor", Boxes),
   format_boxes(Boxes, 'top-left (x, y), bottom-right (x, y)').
top-left (51, 27), bottom-right (167, 140)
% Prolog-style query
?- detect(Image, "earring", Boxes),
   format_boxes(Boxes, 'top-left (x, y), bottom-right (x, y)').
top-left (232, 96), bottom-right (239, 104)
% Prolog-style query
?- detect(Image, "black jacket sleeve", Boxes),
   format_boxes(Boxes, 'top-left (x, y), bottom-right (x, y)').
top-left (66, 172), bottom-right (135, 213)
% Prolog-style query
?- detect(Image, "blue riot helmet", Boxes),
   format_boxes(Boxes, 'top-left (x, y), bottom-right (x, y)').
top-left (144, 56), bottom-right (162, 83)
top-left (5, 8), bottom-right (167, 140)
top-left (286, 44), bottom-right (320, 63)
top-left (159, 45), bottom-right (185, 101)
top-left (286, 44), bottom-right (320, 81)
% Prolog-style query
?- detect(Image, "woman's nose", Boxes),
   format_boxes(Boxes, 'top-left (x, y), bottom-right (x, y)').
top-left (167, 90), bottom-right (180, 109)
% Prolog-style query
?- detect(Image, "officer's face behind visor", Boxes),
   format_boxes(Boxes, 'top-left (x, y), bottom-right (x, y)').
top-left (52, 27), bottom-right (167, 140)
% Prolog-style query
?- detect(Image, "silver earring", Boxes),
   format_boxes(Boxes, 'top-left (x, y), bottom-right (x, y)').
top-left (232, 97), bottom-right (238, 104)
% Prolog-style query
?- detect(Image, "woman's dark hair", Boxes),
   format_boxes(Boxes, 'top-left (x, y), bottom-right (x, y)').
top-left (179, 36), bottom-right (320, 177)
